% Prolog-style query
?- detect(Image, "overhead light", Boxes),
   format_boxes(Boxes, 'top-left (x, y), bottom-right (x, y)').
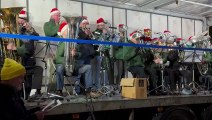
top-left (180, 0), bottom-right (212, 8)
top-left (124, 2), bottom-right (137, 6)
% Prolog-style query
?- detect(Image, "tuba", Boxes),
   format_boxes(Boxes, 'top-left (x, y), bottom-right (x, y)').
top-left (63, 16), bottom-right (84, 76)
top-left (0, 7), bottom-right (22, 62)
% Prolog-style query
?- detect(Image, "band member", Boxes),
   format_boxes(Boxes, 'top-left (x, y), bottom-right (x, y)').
top-left (0, 58), bottom-right (45, 120)
top-left (114, 24), bottom-right (127, 84)
top-left (92, 17), bottom-right (108, 91)
top-left (164, 50), bottom-right (181, 91)
top-left (54, 21), bottom-right (65, 95)
top-left (115, 31), bottom-right (159, 94)
top-left (115, 31), bottom-right (146, 78)
top-left (44, 8), bottom-right (61, 37)
top-left (43, 8), bottom-right (61, 93)
top-left (142, 29), bottom-right (159, 94)
top-left (93, 18), bottom-right (106, 40)
top-left (76, 17), bottom-right (101, 97)
top-left (16, 8), bottom-right (43, 99)
top-left (78, 17), bottom-right (93, 40)
top-left (56, 21), bottom-right (98, 97)
top-left (118, 24), bottom-right (127, 43)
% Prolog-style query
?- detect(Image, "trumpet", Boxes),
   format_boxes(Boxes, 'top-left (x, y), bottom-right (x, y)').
top-left (84, 27), bottom-right (96, 40)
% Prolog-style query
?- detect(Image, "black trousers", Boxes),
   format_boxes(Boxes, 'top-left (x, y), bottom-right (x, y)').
top-left (21, 66), bottom-right (43, 99)
top-left (128, 66), bottom-right (146, 78)
top-left (144, 64), bottom-right (159, 91)
top-left (165, 68), bottom-right (180, 90)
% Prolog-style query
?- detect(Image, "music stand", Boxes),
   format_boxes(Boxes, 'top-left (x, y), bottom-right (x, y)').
top-left (34, 41), bottom-right (57, 60)
top-left (148, 35), bottom-right (173, 95)
top-left (148, 61), bottom-right (173, 95)
top-left (183, 50), bottom-right (204, 90)
top-left (33, 41), bottom-right (62, 100)
top-left (96, 28), bottom-right (115, 96)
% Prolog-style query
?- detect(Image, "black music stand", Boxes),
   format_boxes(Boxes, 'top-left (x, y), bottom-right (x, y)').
top-left (148, 61), bottom-right (173, 95)
top-left (34, 41), bottom-right (57, 60)
top-left (182, 49), bottom-right (204, 91)
top-left (33, 41), bottom-right (64, 100)
top-left (148, 36), bottom-right (173, 95)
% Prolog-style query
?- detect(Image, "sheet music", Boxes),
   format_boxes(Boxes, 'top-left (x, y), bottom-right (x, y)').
top-left (183, 50), bottom-right (204, 63)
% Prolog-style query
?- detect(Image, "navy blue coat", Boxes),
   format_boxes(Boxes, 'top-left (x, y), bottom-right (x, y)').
top-left (0, 84), bottom-right (40, 120)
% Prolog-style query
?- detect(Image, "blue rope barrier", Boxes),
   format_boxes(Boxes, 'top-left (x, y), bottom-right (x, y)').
top-left (0, 33), bottom-right (212, 51)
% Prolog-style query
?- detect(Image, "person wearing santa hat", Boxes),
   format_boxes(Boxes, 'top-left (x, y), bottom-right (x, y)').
top-left (115, 31), bottom-right (159, 94)
top-left (118, 24), bottom-right (127, 42)
top-left (18, 8), bottom-right (38, 35)
top-left (54, 21), bottom-right (68, 96)
top-left (16, 8), bottom-right (43, 100)
top-left (115, 31), bottom-right (146, 78)
top-left (77, 17), bottom-right (100, 97)
top-left (0, 58), bottom-right (45, 120)
top-left (55, 21), bottom-right (99, 97)
top-left (92, 17), bottom-right (109, 91)
top-left (93, 17), bottom-right (107, 40)
top-left (113, 24), bottom-right (127, 84)
top-left (43, 8), bottom-right (61, 38)
top-left (78, 17), bottom-right (93, 40)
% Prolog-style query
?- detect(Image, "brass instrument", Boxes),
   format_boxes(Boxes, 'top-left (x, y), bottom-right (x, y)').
top-left (84, 27), bottom-right (96, 40)
top-left (0, 7), bottom-right (22, 62)
top-left (63, 16), bottom-right (84, 76)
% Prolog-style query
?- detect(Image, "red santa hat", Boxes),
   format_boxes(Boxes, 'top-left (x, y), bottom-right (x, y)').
top-left (118, 24), bottom-right (124, 28)
top-left (188, 36), bottom-right (193, 41)
top-left (97, 18), bottom-right (105, 24)
top-left (176, 38), bottom-right (183, 41)
top-left (58, 21), bottom-right (68, 36)
top-left (144, 29), bottom-right (150, 32)
top-left (130, 31), bottom-right (140, 40)
top-left (164, 30), bottom-right (171, 34)
top-left (50, 8), bottom-right (60, 16)
top-left (81, 16), bottom-right (89, 24)
top-left (19, 8), bottom-right (27, 19)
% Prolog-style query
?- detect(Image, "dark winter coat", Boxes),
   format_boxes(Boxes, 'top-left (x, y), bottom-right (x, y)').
top-left (55, 28), bottom-right (95, 65)
top-left (17, 27), bottom-right (39, 66)
top-left (78, 28), bottom-right (95, 64)
top-left (0, 83), bottom-right (40, 120)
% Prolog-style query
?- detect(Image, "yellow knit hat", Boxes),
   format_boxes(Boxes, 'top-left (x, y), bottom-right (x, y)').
top-left (1, 58), bottom-right (26, 80)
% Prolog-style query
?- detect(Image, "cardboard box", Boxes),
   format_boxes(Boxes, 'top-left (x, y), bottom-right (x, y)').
top-left (120, 78), bottom-right (147, 99)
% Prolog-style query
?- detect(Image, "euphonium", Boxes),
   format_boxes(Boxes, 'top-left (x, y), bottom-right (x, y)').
top-left (63, 16), bottom-right (83, 76)
top-left (0, 7), bottom-right (22, 62)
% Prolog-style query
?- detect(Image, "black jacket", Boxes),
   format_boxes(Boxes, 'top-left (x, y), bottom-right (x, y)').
top-left (0, 84), bottom-right (40, 120)
top-left (18, 27), bottom-right (39, 66)
top-left (78, 28), bottom-right (95, 64)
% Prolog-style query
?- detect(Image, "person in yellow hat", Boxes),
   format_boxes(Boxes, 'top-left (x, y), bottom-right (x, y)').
top-left (0, 58), bottom-right (45, 120)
